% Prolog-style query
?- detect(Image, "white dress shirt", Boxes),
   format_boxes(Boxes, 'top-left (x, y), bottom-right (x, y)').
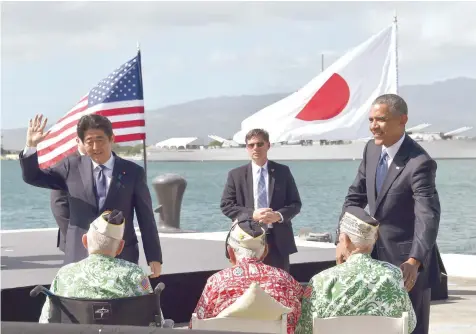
top-left (251, 160), bottom-right (283, 226)
top-left (382, 134), bottom-right (405, 168)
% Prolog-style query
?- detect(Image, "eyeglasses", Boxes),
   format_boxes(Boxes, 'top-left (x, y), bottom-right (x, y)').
top-left (246, 142), bottom-right (265, 149)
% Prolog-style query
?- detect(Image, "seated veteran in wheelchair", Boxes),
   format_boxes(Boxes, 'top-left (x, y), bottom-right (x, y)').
top-left (295, 206), bottom-right (417, 334)
top-left (191, 219), bottom-right (303, 334)
top-left (39, 210), bottom-right (153, 323)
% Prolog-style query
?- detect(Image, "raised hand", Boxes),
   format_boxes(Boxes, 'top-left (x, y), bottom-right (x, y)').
top-left (26, 114), bottom-right (50, 147)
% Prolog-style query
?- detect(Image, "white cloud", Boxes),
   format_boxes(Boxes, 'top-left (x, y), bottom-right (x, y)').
top-left (356, 2), bottom-right (476, 63)
top-left (0, 2), bottom-right (441, 60)
top-left (2, 1), bottom-right (475, 84)
top-left (208, 50), bottom-right (238, 66)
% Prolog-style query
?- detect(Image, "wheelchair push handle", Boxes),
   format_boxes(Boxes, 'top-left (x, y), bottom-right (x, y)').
top-left (154, 282), bottom-right (165, 294)
top-left (30, 285), bottom-right (54, 297)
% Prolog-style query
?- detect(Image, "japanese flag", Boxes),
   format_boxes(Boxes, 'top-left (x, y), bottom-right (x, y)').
top-left (233, 23), bottom-right (398, 144)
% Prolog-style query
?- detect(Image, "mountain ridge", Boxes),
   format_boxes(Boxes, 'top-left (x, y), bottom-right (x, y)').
top-left (2, 77), bottom-right (475, 150)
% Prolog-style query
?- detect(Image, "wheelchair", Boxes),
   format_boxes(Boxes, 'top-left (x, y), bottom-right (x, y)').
top-left (30, 282), bottom-right (171, 327)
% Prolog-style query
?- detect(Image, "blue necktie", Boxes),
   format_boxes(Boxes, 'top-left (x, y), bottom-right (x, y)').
top-left (257, 168), bottom-right (268, 209)
top-left (95, 165), bottom-right (107, 209)
top-left (376, 150), bottom-right (389, 195)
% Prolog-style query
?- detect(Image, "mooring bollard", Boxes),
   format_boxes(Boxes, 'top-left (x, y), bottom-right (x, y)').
top-left (152, 173), bottom-right (187, 233)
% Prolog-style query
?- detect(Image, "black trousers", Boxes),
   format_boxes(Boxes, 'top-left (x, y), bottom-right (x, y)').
top-left (409, 287), bottom-right (431, 334)
top-left (263, 232), bottom-right (290, 272)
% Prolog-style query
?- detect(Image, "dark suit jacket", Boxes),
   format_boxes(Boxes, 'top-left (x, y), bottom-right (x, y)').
top-left (220, 160), bottom-right (302, 256)
top-left (341, 135), bottom-right (441, 289)
top-left (20, 151), bottom-right (162, 265)
top-left (50, 151), bottom-right (81, 252)
top-left (51, 189), bottom-right (69, 252)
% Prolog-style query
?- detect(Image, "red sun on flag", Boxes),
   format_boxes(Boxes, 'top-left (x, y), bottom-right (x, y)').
top-left (295, 73), bottom-right (350, 121)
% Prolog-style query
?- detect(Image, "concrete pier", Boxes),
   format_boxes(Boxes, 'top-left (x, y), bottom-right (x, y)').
top-left (1, 228), bottom-right (475, 333)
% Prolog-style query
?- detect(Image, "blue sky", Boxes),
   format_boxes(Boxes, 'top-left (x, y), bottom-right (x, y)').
top-left (2, 1), bottom-right (476, 129)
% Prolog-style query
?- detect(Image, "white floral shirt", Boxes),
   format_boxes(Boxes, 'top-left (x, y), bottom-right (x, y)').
top-left (296, 253), bottom-right (416, 334)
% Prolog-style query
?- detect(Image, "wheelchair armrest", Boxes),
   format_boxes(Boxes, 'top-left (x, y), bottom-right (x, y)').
top-left (30, 285), bottom-right (54, 298)
top-left (154, 282), bottom-right (165, 295)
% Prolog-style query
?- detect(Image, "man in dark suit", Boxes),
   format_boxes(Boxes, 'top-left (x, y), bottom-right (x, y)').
top-left (338, 94), bottom-right (441, 334)
top-left (51, 138), bottom-right (85, 252)
top-left (220, 128), bottom-right (302, 272)
top-left (20, 114), bottom-right (162, 278)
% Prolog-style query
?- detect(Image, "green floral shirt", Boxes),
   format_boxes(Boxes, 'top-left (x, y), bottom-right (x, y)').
top-left (39, 254), bottom-right (152, 323)
top-left (295, 253), bottom-right (416, 334)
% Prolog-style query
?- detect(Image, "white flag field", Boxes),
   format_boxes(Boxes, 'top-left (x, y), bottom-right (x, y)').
top-left (233, 23), bottom-right (398, 144)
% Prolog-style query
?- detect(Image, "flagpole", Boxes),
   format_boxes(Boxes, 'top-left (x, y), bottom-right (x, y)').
top-left (393, 12), bottom-right (399, 94)
top-left (137, 42), bottom-right (148, 178)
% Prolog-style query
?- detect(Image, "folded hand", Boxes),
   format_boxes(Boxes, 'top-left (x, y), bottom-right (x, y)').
top-left (400, 258), bottom-right (420, 291)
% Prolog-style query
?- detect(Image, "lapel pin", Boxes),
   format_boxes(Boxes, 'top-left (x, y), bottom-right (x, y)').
top-left (396, 166), bottom-right (400, 170)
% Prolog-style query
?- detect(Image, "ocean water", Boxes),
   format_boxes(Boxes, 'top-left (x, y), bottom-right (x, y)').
top-left (1, 159), bottom-right (475, 255)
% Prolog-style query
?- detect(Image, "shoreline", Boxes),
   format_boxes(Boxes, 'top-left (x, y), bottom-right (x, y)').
top-left (3, 156), bottom-right (476, 162)
top-left (2, 139), bottom-right (476, 161)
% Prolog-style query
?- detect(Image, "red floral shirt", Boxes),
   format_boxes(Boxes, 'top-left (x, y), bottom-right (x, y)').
top-left (192, 258), bottom-right (303, 334)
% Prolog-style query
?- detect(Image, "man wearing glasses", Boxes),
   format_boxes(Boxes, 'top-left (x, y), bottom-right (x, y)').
top-left (220, 128), bottom-right (302, 272)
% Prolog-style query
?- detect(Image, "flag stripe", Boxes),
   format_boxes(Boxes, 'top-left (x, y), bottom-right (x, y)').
top-left (38, 132), bottom-right (77, 157)
top-left (38, 126), bottom-right (77, 151)
top-left (38, 126), bottom-right (146, 163)
top-left (38, 55), bottom-right (146, 169)
top-left (43, 108), bottom-right (144, 144)
top-left (39, 107), bottom-right (144, 149)
top-left (115, 133), bottom-right (146, 143)
top-left (108, 113), bottom-right (145, 122)
top-left (39, 140), bottom-right (78, 166)
top-left (112, 120), bottom-right (145, 129)
top-left (98, 106), bottom-right (144, 117)
top-left (113, 126), bottom-right (146, 136)
top-left (39, 146), bottom-right (78, 169)
top-left (47, 100), bottom-right (144, 135)
top-left (38, 122), bottom-right (145, 157)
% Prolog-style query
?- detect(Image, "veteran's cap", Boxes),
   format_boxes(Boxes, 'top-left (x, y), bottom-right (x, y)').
top-left (227, 219), bottom-right (266, 250)
top-left (340, 206), bottom-right (379, 241)
top-left (90, 209), bottom-right (125, 240)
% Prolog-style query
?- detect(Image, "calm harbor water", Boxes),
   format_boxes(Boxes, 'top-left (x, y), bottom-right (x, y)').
top-left (1, 159), bottom-right (475, 255)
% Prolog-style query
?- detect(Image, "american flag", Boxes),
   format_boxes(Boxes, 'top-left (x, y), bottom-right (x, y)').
top-left (37, 53), bottom-right (146, 169)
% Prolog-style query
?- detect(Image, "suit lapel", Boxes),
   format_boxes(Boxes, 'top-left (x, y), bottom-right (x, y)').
top-left (245, 163), bottom-right (254, 207)
top-left (103, 154), bottom-right (123, 212)
top-left (267, 161), bottom-right (276, 206)
top-left (78, 155), bottom-right (97, 208)
top-left (375, 136), bottom-right (411, 209)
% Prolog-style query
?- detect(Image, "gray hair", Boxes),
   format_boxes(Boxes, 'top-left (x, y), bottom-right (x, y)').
top-left (230, 244), bottom-right (265, 261)
top-left (87, 229), bottom-right (121, 256)
top-left (341, 232), bottom-right (376, 251)
top-left (372, 94), bottom-right (408, 116)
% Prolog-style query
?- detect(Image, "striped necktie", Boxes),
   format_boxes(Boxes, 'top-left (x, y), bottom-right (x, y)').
top-left (95, 165), bottom-right (107, 209)
top-left (257, 168), bottom-right (268, 208)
